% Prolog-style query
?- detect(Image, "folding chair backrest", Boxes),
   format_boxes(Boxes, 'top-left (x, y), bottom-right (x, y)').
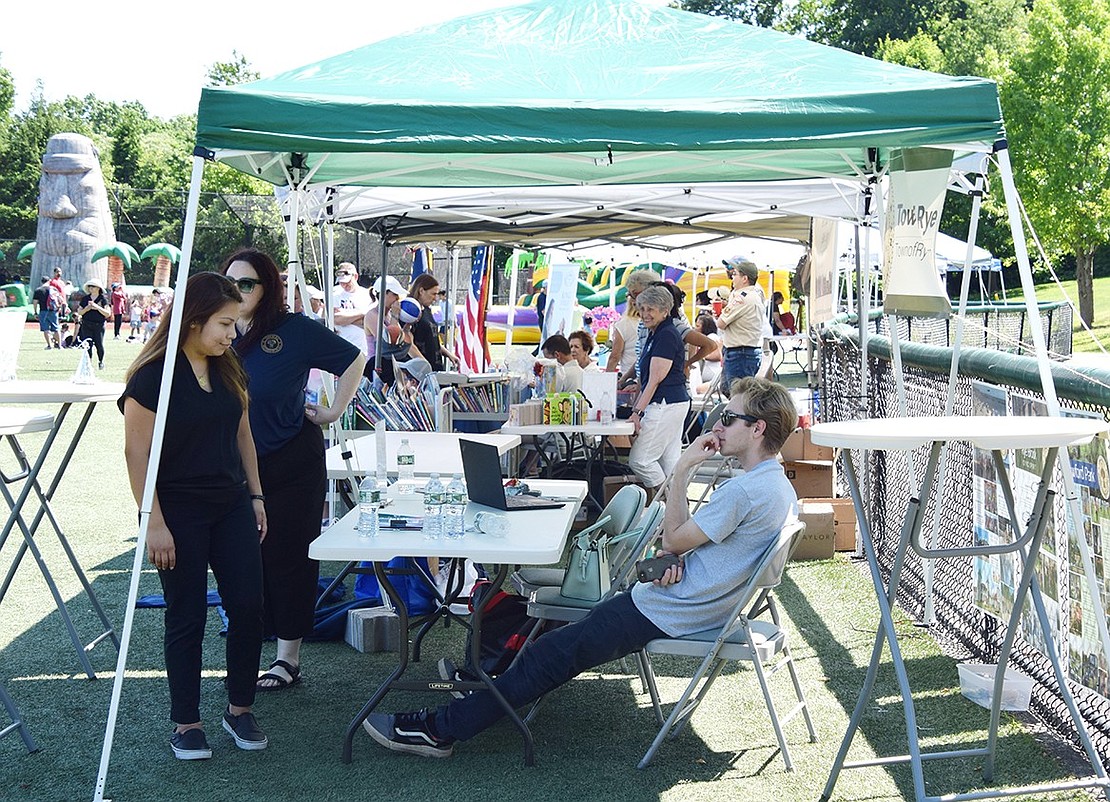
top-left (598, 484), bottom-right (647, 540)
top-left (609, 500), bottom-right (665, 588)
top-left (755, 520), bottom-right (807, 591)
top-left (702, 402), bottom-right (727, 433)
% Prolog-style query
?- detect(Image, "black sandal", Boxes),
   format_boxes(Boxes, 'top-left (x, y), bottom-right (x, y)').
top-left (256, 659), bottom-right (302, 691)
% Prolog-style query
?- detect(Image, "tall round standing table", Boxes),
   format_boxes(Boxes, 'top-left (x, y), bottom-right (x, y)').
top-left (812, 415), bottom-right (1110, 802)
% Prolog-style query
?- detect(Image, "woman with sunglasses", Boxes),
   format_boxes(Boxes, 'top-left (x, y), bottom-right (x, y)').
top-left (408, 273), bottom-right (459, 372)
top-left (222, 250), bottom-right (365, 693)
top-left (626, 285), bottom-right (692, 492)
top-left (120, 272), bottom-right (268, 759)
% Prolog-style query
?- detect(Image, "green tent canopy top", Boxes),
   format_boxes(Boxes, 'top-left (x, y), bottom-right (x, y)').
top-left (196, 0), bottom-right (1004, 190)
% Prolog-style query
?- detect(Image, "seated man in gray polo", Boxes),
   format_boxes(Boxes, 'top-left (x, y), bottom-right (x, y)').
top-left (362, 376), bottom-right (799, 758)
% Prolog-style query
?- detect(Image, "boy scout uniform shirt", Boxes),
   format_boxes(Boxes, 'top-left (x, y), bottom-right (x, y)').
top-left (717, 285), bottom-right (766, 348)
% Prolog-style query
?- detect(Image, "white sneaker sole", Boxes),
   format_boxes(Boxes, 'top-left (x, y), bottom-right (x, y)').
top-left (171, 745), bottom-right (212, 760)
top-left (222, 718), bottom-right (268, 751)
top-left (362, 716), bottom-right (452, 758)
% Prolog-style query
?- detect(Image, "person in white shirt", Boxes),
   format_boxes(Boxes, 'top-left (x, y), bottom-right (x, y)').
top-left (568, 330), bottom-right (600, 372)
top-left (541, 334), bottom-right (583, 393)
top-left (332, 263), bottom-right (371, 354)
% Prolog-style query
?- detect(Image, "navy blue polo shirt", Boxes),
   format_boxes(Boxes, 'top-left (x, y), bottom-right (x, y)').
top-left (236, 313), bottom-right (360, 456)
top-left (639, 316), bottom-right (690, 405)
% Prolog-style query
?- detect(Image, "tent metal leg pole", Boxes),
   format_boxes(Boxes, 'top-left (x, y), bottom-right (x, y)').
top-left (922, 175), bottom-right (985, 625)
top-left (93, 153), bottom-right (207, 802)
top-left (996, 143), bottom-right (1110, 776)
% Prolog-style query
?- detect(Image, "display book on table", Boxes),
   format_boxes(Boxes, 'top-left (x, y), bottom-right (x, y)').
top-left (349, 382), bottom-right (436, 431)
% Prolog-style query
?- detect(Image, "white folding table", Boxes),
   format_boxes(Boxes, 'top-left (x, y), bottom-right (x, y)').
top-left (0, 381), bottom-right (124, 680)
top-left (812, 415), bottom-right (1110, 802)
top-left (309, 478), bottom-right (587, 766)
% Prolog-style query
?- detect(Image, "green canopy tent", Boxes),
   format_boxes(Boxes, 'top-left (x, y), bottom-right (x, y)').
top-left (96, 3), bottom-right (1104, 802)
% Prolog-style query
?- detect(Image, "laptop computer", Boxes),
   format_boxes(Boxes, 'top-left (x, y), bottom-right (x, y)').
top-left (459, 439), bottom-right (565, 511)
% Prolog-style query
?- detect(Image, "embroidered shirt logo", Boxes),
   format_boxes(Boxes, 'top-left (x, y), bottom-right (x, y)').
top-left (261, 334), bottom-right (283, 354)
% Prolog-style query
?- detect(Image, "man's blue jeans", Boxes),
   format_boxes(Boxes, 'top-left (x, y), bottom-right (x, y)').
top-left (723, 346), bottom-right (762, 388)
top-left (435, 592), bottom-right (665, 742)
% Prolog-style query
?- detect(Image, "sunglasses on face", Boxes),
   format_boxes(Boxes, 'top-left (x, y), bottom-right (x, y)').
top-left (234, 277), bottom-right (261, 294)
top-left (719, 410), bottom-right (760, 428)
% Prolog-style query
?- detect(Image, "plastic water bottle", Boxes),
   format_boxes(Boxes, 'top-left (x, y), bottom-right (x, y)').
top-left (358, 473), bottom-right (384, 538)
top-left (396, 438), bottom-right (416, 494)
top-left (444, 474), bottom-right (467, 540)
top-left (423, 473), bottom-right (445, 540)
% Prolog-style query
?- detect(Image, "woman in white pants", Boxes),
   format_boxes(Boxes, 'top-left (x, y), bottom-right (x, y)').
top-left (627, 285), bottom-right (692, 490)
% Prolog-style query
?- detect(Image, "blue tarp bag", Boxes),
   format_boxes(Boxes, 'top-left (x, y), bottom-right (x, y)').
top-left (354, 557), bottom-right (437, 616)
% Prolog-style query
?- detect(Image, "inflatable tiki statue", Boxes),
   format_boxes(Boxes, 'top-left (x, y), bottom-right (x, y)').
top-left (31, 133), bottom-right (114, 289)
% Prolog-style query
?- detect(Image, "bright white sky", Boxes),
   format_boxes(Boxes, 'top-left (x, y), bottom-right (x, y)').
top-left (2, 0), bottom-right (590, 119)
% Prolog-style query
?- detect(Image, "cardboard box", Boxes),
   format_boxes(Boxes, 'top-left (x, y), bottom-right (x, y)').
top-left (781, 428), bottom-right (806, 462)
top-left (781, 428), bottom-right (833, 462)
top-left (830, 497), bottom-right (858, 550)
top-left (345, 607), bottom-right (400, 653)
top-left (783, 460), bottom-right (835, 499)
top-left (603, 474), bottom-right (644, 508)
top-left (793, 501), bottom-right (835, 560)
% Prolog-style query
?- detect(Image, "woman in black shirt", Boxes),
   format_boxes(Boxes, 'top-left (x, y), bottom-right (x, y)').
top-left (407, 273), bottom-right (459, 372)
top-left (77, 278), bottom-right (111, 369)
top-left (120, 272), bottom-right (269, 761)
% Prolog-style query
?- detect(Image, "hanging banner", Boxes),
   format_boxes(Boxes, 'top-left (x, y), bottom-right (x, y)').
top-left (808, 217), bottom-right (838, 325)
top-left (543, 263), bottom-right (579, 340)
top-left (882, 148), bottom-right (953, 318)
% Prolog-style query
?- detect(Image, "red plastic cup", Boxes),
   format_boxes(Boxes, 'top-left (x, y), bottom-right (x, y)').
top-left (712, 299), bottom-right (723, 316)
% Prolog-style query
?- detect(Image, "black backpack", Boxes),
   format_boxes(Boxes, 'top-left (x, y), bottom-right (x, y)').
top-left (463, 581), bottom-right (552, 678)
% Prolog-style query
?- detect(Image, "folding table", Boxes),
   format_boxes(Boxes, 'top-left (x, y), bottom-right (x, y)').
top-left (812, 415), bottom-right (1110, 802)
top-left (0, 381), bottom-right (124, 680)
top-left (308, 478), bottom-right (587, 766)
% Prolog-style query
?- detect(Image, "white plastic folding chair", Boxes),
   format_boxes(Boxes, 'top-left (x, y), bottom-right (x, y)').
top-left (511, 484), bottom-right (646, 597)
top-left (637, 520), bottom-right (815, 770)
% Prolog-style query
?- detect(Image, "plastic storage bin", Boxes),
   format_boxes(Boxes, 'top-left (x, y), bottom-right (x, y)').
top-left (957, 662), bottom-right (1034, 711)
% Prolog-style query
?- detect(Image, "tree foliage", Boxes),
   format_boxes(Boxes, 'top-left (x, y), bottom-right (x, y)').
top-left (0, 51), bottom-right (282, 281)
top-left (1001, 0), bottom-right (1110, 325)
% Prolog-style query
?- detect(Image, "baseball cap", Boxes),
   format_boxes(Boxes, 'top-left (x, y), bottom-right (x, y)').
top-left (722, 255), bottom-right (759, 282)
top-left (373, 274), bottom-right (406, 298)
top-left (335, 266), bottom-right (356, 280)
top-left (397, 357), bottom-right (433, 383)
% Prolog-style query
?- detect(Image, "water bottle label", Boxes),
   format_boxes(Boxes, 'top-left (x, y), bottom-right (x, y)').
top-left (398, 454), bottom-right (415, 466)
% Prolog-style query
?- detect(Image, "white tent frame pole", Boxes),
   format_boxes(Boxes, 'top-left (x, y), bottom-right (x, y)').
top-left (997, 145), bottom-right (1110, 775)
top-left (375, 238), bottom-right (388, 373)
top-left (504, 251), bottom-right (518, 351)
top-left (284, 191), bottom-right (299, 311)
top-left (917, 176), bottom-right (986, 624)
top-left (93, 154), bottom-right (206, 802)
top-left (446, 245), bottom-right (460, 352)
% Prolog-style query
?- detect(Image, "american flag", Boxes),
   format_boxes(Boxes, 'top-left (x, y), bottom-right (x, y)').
top-left (410, 245), bottom-right (431, 281)
top-left (456, 245), bottom-right (492, 373)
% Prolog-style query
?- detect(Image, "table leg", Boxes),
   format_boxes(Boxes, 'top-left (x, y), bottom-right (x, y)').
top-left (467, 564), bottom-right (535, 766)
top-left (342, 560), bottom-right (411, 763)
top-left (822, 444), bottom-right (941, 802)
top-left (0, 403), bottom-right (118, 675)
top-left (0, 679), bottom-right (37, 752)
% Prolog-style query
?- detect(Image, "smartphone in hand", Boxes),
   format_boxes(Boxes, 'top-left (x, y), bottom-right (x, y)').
top-left (636, 554), bottom-right (682, 583)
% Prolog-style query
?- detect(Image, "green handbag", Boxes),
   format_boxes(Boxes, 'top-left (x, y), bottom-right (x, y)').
top-left (560, 515), bottom-right (612, 602)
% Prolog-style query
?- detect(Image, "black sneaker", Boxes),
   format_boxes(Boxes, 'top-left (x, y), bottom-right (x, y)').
top-left (170, 728), bottom-right (212, 760)
top-left (437, 657), bottom-right (475, 700)
top-left (362, 710), bottom-right (454, 758)
top-left (222, 708), bottom-right (268, 751)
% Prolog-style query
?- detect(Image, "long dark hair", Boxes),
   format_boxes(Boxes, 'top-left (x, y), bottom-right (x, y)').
top-left (219, 248), bottom-right (288, 353)
top-left (409, 273), bottom-right (440, 308)
top-left (126, 272), bottom-right (249, 410)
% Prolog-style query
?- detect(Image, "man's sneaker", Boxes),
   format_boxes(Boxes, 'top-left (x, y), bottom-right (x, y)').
top-left (362, 709), bottom-right (454, 758)
top-left (437, 657), bottom-right (475, 700)
top-left (170, 728), bottom-right (212, 760)
top-left (222, 708), bottom-right (268, 751)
